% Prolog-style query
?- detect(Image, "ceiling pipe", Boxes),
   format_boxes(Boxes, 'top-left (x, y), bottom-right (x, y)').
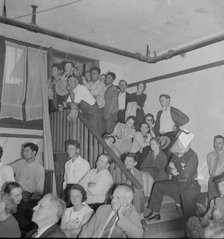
top-left (0, 16), bottom-right (224, 64)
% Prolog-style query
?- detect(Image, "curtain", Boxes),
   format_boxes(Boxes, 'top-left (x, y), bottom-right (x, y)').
top-left (0, 41), bottom-right (27, 120)
top-left (26, 47), bottom-right (56, 194)
top-left (25, 47), bottom-right (44, 120)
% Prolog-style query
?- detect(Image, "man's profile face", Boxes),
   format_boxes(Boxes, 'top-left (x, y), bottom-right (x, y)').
top-left (32, 197), bottom-right (52, 224)
top-left (23, 147), bottom-right (35, 160)
top-left (214, 138), bottom-right (224, 152)
top-left (159, 96), bottom-right (170, 108)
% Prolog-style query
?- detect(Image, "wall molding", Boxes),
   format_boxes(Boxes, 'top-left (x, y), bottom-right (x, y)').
top-left (128, 60), bottom-right (224, 88)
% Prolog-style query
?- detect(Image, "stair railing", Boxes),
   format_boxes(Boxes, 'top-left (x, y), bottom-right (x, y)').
top-left (50, 108), bottom-right (142, 189)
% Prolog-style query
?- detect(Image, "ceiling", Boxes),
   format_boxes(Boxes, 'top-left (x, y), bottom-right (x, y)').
top-left (1, 0), bottom-right (224, 64)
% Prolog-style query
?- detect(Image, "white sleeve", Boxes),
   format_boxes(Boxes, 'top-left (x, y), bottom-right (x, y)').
top-left (6, 166), bottom-right (15, 182)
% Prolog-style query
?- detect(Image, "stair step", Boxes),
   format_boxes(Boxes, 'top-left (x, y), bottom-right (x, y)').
top-left (144, 228), bottom-right (185, 238)
top-left (143, 214), bottom-right (185, 235)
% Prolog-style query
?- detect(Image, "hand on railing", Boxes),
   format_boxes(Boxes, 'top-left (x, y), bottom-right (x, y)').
top-left (67, 108), bottom-right (78, 121)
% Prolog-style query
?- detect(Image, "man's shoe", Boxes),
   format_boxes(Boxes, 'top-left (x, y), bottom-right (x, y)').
top-left (144, 210), bottom-right (153, 219)
top-left (145, 213), bottom-right (161, 221)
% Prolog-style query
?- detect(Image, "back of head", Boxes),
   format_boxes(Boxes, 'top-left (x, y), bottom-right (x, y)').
top-left (2, 182), bottom-right (22, 194)
top-left (44, 194), bottom-right (66, 222)
top-left (0, 191), bottom-right (17, 215)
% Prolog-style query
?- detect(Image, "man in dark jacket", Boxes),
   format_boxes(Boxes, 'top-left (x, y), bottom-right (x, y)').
top-left (26, 194), bottom-right (66, 238)
top-left (117, 80), bottom-right (131, 123)
top-left (154, 94), bottom-right (190, 154)
top-left (144, 146), bottom-right (201, 221)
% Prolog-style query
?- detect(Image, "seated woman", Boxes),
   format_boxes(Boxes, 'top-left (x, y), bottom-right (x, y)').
top-left (186, 173), bottom-right (224, 238)
top-left (66, 74), bottom-right (102, 134)
top-left (60, 184), bottom-right (94, 238)
top-left (0, 192), bottom-right (21, 238)
top-left (145, 113), bottom-right (156, 138)
top-left (3, 181), bottom-right (36, 236)
top-left (112, 116), bottom-right (136, 156)
top-left (140, 137), bottom-right (169, 198)
top-left (130, 122), bottom-right (152, 169)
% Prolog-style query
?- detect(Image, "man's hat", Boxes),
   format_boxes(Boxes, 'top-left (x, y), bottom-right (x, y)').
top-left (159, 136), bottom-right (171, 149)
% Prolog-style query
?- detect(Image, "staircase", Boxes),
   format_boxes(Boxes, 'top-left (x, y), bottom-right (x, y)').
top-left (143, 195), bottom-right (186, 238)
top-left (50, 109), bottom-right (187, 238)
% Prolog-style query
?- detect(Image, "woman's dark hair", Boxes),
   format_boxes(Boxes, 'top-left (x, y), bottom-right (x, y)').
top-left (122, 153), bottom-right (138, 163)
top-left (51, 63), bottom-right (63, 71)
top-left (125, 116), bottom-right (136, 125)
top-left (139, 121), bottom-right (149, 129)
top-left (3, 182), bottom-right (22, 194)
top-left (68, 184), bottom-right (87, 202)
top-left (138, 82), bottom-right (146, 91)
top-left (145, 113), bottom-right (155, 124)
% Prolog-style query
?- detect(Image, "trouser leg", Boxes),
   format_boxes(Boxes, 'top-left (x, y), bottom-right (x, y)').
top-left (148, 180), bottom-right (180, 213)
top-left (180, 181), bottom-right (201, 220)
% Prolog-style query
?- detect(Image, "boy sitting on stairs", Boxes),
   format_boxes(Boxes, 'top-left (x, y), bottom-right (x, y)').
top-left (123, 153), bottom-right (145, 220)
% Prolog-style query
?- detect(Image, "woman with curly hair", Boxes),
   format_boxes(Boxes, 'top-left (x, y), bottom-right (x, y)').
top-left (0, 192), bottom-right (20, 237)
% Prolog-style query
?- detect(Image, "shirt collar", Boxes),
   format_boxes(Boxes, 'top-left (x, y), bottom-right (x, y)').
top-left (36, 223), bottom-right (55, 237)
top-left (162, 106), bottom-right (171, 112)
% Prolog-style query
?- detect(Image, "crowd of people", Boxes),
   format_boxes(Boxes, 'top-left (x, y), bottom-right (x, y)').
top-left (0, 62), bottom-right (224, 238)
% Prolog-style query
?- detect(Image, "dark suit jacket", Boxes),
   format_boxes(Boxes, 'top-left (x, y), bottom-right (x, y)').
top-left (26, 224), bottom-right (66, 238)
top-left (104, 84), bottom-right (119, 119)
top-left (154, 106), bottom-right (190, 136)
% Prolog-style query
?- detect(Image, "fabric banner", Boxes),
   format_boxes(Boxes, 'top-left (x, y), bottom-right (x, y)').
top-left (0, 41), bottom-right (27, 120)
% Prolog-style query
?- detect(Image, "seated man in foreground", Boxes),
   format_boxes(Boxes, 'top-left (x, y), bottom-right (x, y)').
top-left (79, 153), bottom-right (113, 211)
top-left (26, 194), bottom-right (66, 238)
top-left (144, 144), bottom-right (201, 221)
top-left (78, 184), bottom-right (144, 238)
top-left (10, 143), bottom-right (45, 200)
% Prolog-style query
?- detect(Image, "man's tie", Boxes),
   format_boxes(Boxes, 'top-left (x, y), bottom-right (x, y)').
top-left (101, 214), bottom-right (118, 238)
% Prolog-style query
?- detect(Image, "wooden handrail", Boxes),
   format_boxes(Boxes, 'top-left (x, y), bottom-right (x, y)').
top-left (77, 112), bottom-right (143, 190)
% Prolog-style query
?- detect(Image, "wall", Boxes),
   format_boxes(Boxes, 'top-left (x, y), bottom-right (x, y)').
top-left (0, 127), bottom-right (43, 165)
top-left (100, 41), bottom-right (224, 188)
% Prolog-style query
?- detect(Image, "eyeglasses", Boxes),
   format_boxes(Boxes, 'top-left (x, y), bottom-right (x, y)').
top-left (146, 119), bottom-right (153, 122)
